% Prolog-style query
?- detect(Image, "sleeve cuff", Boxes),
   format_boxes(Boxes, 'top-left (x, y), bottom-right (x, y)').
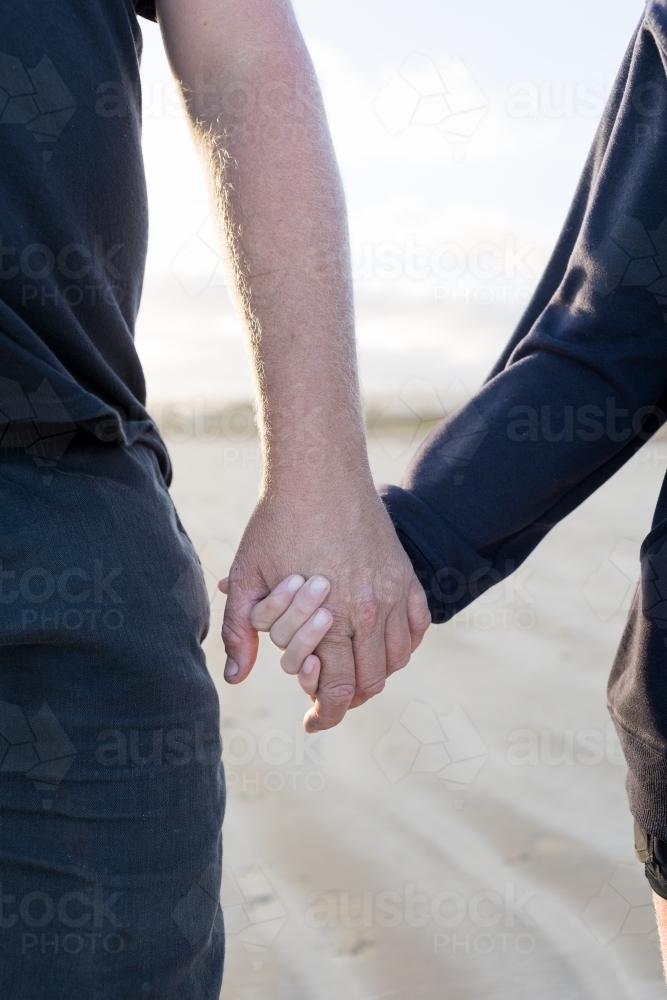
top-left (378, 483), bottom-right (492, 623)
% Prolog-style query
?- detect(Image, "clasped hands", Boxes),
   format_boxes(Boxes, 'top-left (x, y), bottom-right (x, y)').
top-left (217, 486), bottom-right (431, 732)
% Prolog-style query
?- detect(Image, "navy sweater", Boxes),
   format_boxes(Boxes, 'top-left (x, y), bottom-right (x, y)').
top-left (380, 0), bottom-right (667, 837)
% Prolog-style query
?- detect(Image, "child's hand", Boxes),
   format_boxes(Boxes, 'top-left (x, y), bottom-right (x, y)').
top-left (217, 574), bottom-right (332, 698)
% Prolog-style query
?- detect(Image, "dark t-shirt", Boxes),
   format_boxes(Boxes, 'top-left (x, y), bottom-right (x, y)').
top-left (0, 0), bottom-right (168, 477)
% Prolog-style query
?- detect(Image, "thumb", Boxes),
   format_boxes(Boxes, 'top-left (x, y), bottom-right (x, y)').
top-left (220, 570), bottom-right (267, 684)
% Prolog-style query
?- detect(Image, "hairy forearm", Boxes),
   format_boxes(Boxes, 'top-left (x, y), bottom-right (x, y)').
top-left (158, 0), bottom-right (369, 497)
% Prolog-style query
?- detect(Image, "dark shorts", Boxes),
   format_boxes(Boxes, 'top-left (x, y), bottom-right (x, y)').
top-left (635, 821), bottom-right (667, 900)
top-left (0, 439), bottom-right (225, 998)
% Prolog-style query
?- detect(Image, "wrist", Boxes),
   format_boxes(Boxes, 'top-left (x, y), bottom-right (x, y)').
top-left (261, 431), bottom-right (372, 492)
top-left (262, 460), bottom-right (376, 501)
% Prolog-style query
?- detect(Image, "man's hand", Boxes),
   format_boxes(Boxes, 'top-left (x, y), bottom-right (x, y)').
top-left (156, 0), bottom-right (430, 730)
top-left (221, 486), bottom-right (430, 732)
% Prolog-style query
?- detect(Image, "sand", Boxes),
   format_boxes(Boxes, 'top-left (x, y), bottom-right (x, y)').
top-left (166, 426), bottom-right (667, 999)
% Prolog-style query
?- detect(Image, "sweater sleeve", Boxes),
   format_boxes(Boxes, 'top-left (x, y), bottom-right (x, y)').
top-left (380, 1), bottom-right (667, 623)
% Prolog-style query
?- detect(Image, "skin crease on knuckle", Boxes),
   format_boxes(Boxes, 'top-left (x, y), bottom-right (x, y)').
top-left (386, 655), bottom-right (411, 675)
top-left (356, 679), bottom-right (385, 700)
top-left (389, 642), bottom-right (413, 669)
top-left (318, 682), bottom-right (356, 706)
top-left (317, 625), bottom-right (355, 647)
top-left (352, 595), bottom-right (383, 634)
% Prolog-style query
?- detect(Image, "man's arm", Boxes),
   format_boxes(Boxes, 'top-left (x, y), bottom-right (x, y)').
top-left (155, 0), bottom-right (430, 730)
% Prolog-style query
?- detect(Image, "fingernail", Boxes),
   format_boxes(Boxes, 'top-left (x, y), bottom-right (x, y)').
top-left (302, 656), bottom-right (315, 675)
top-left (224, 658), bottom-right (239, 680)
top-left (312, 609), bottom-right (330, 629)
top-left (286, 575), bottom-right (304, 593)
top-left (308, 576), bottom-right (329, 596)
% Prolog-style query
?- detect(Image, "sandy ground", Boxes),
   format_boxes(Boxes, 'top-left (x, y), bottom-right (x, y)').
top-left (166, 427), bottom-right (667, 1000)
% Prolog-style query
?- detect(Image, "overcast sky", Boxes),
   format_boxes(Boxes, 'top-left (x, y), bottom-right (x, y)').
top-left (136, 0), bottom-right (647, 407)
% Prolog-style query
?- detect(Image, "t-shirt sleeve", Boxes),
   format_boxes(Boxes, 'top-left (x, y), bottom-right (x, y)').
top-left (134, 0), bottom-right (157, 21)
top-left (380, 0), bottom-right (667, 623)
